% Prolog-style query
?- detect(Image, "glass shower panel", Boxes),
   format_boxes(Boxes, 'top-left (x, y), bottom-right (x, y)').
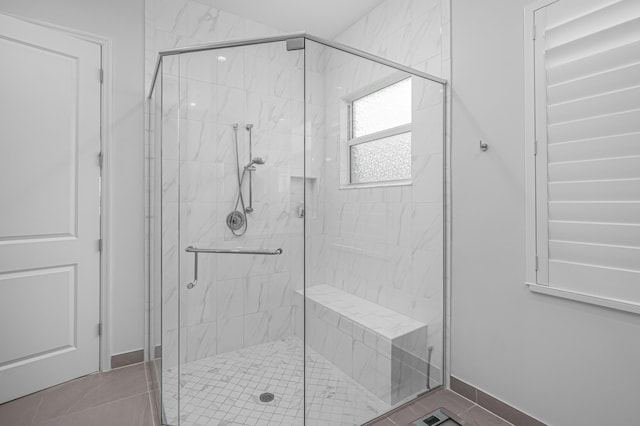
top-left (159, 54), bottom-right (182, 426)
top-left (148, 34), bottom-right (446, 426)
top-left (304, 39), bottom-right (445, 424)
top-left (175, 40), bottom-right (305, 426)
top-left (147, 63), bottom-right (163, 425)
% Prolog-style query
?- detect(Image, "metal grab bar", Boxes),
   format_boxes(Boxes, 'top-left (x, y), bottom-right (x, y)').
top-left (185, 246), bottom-right (283, 255)
top-left (184, 246), bottom-right (283, 289)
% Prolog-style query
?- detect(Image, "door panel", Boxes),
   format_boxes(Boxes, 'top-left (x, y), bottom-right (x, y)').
top-left (0, 36), bottom-right (78, 240)
top-left (0, 13), bottom-right (101, 404)
top-left (0, 266), bottom-right (76, 364)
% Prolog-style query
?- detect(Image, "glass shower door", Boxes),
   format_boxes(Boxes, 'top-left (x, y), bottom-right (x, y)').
top-left (304, 39), bottom-right (446, 424)
top-left (174, 40), bottom-right (305, 426)
top-left (150, 34), bottom-right (446, 426)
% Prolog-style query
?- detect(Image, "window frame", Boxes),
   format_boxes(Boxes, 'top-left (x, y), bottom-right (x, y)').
top-left (523, 0), bottom-right (640, 315)
top-left (342, 73), bottom-right (413, 188)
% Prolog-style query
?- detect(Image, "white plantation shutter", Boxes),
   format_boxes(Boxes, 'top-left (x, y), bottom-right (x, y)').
top-left (534, 0), bottom-right (640, 305)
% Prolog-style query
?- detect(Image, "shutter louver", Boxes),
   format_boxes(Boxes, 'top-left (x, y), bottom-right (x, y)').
top-left (537, 0), bottom-right (640, 304)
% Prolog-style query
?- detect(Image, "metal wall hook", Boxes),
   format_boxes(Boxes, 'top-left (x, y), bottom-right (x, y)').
top-left (479, 140), bottom-right (489, 152)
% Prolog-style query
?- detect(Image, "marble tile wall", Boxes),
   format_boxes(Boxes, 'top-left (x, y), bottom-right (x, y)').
top-left (146, 2), bottom-right (306, 399)
top-left (305, 0), bottom-right (449, 390)
top-left (147, 0), bottom-right (450, 415)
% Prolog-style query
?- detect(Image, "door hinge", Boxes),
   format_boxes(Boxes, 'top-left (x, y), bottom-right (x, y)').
top-left (533, 24), bottom-right (537, 40)
top-left (98, 151), bottom-right (104, 168)
top-left (99, 68), bottom-right (104, 84)
top-left (98, 323), bottom-right (102, 336)
top-left (98, 238), bottom-right (103, 252)
top-left (534, 140), bottom-right (538, 156)
top-left (535, 256), bottom-right (539, 271)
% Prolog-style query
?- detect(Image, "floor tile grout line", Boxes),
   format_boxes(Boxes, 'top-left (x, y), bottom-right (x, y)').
top-left (61, 375), bottom-right (110, 416)
top-left (447, 389), bottom-right (478, 411)
top-left (146, 391), bottom-right (158, 426)
top-left (46, 390), bottom-right (153, 424)
top-left (111, 361), bottom-right (146, 371)
top-left (145, 363), bottom-right (161, 426)
top-left (28, 391), bottom-right (153, 426)
top-left (457, 403), bottom-right (477, 417)
top-left (448, 388), bottom-right (516, 425)
top-left (144, 362), bottom-right (150, 393)
top-left (467, 403), bottom-right (515, 426)
top-left (387, 416), bottom-right (401, 425)
top-left (28, 395), bottom-right (45, 426)
top-left (65, 363), bottom-right (148, 416)
top-left (143, 361), bottom-right (159, 426)
top-left (29, 379), bottom-right (103, 423)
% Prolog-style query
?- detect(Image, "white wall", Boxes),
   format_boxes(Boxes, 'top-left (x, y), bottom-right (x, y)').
top-left (0, 0), bottom-right (146, 357)
top-left (450, 0), bottom-right (640, 424)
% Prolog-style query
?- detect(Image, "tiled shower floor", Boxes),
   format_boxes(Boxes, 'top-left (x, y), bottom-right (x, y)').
top-left (163, 336), bottom-right (391, 426)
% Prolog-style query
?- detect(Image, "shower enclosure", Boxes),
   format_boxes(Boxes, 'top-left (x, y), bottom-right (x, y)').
top-left (147, 33), bottom-right (446, 426)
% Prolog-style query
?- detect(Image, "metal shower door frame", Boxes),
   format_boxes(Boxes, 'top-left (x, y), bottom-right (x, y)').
top-left (147, 31), bottom-right (450, 424)
top-left (147, 32), bottom-right (447, 99)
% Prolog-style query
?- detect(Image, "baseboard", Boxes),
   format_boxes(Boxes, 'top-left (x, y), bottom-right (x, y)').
top-left (110, 349), bottom-right (144, 369)
top-left (450, 376), bottom-right (546, 426)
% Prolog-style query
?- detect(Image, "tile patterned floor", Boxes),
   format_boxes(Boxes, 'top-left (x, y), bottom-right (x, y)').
top-left (0, 347), bottom-right (513, 426)
top-left (366, 388), bottom-right (514, 426)
top-left (0, 363), bottom-right (160, 426)
top-left (164, 336), bottom-right (389, 426)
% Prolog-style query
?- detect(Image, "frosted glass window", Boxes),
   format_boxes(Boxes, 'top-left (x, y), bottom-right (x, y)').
top-left (352, 78), bottom-right (411, 138)
top-left (350, 132), bottom-right (411, 184)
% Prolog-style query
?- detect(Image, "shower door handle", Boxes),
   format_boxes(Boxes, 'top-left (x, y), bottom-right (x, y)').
top-left (184, 246), bottom-right (283, 289)
top-left (186, 251), bottom-right (199, 289)
top-left (185, 246), bottom-right (283, 255)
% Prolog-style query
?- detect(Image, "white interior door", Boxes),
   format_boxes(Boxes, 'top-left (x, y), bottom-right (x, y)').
top-left (0, 14), bottom-right (102, 404)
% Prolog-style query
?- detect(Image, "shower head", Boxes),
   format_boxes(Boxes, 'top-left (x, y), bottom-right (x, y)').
top-left (244, 157), bottom-right (265, 170)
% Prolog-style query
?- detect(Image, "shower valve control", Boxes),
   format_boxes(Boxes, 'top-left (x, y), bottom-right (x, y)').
top-left (296, 203), bottom-right (305, 219)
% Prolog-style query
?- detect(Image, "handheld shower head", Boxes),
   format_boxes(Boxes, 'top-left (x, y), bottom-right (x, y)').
top-left (244, 157), bottom-right (265, 170)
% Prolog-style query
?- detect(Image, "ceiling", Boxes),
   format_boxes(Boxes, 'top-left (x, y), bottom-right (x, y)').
top-left (207, 0), bottom-right (386, 39)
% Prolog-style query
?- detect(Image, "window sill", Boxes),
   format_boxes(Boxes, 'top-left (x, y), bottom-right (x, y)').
top-left (527, 282), bottom-right (640, 315)
top-left (339, 179), bottom-right (411, 190)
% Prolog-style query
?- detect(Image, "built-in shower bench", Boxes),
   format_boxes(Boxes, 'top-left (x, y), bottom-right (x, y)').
top-left (295, 284), bottom-right (429, 404)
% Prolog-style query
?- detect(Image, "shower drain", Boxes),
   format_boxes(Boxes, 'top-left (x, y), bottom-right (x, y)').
top-left (259, 392), bottom-right (275, 403)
